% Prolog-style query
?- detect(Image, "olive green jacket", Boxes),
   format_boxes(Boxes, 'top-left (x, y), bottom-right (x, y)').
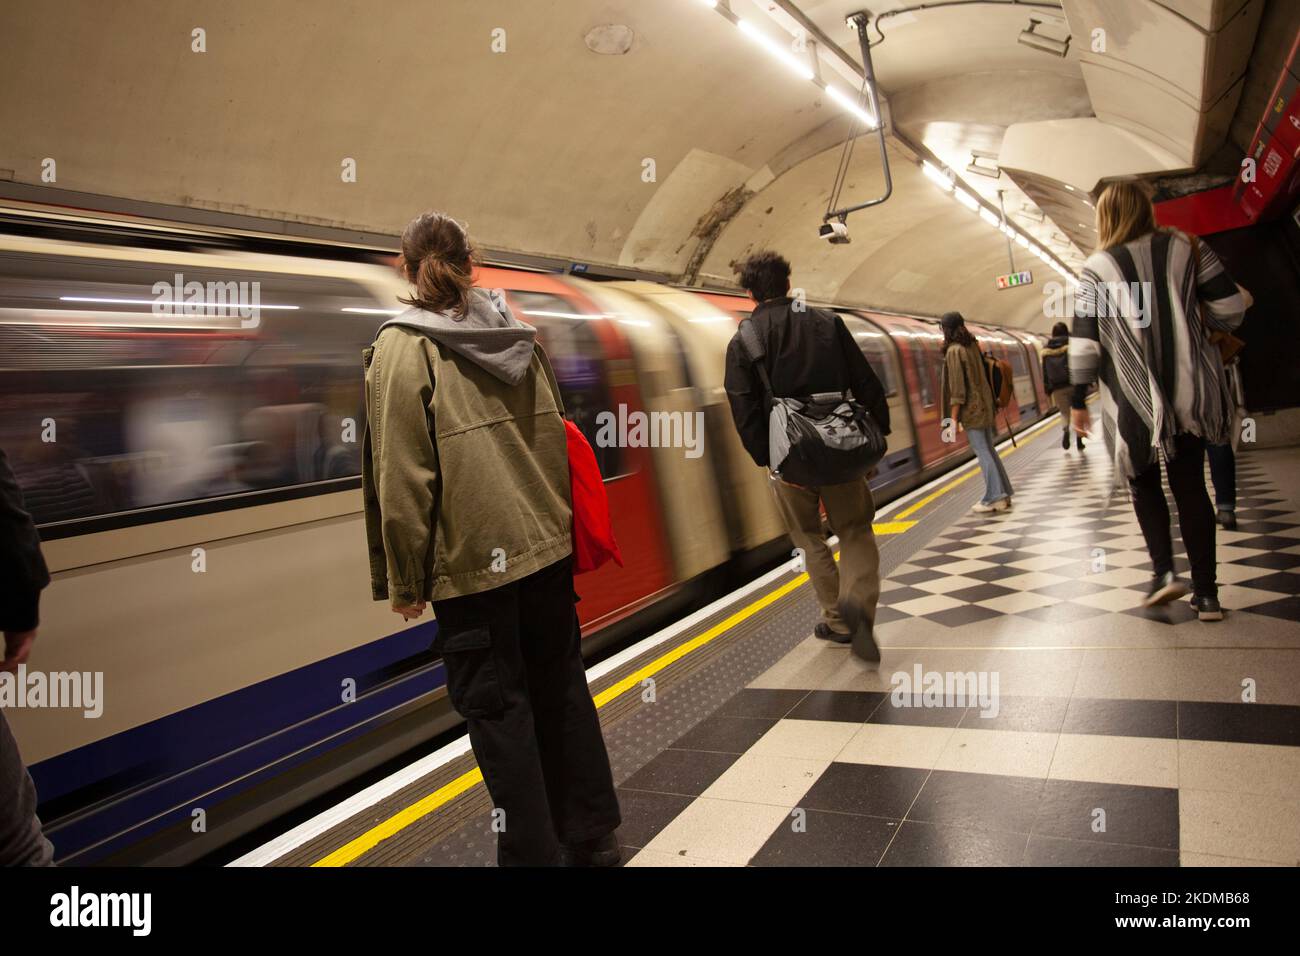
top-left (941, 341), bottom-right (996, 431)
top-left (362, 290), bottom-right (572, 606)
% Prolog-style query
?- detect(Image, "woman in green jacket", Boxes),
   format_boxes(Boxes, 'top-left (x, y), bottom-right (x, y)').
top-left (362, 211), bottom-right (620, 866)
top-left (940, 311), bottom-right (1014, 513)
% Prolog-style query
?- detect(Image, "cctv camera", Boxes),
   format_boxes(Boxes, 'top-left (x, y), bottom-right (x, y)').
top-left (819, 221), bottom-right (851, 244)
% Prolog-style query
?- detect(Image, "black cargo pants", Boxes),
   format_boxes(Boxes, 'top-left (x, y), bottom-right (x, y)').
top-left (431, 556), bottom-right (620, 866)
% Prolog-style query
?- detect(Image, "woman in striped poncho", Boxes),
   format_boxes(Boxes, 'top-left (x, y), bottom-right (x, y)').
top-left (1068, 181), bottom-right (1248, 622)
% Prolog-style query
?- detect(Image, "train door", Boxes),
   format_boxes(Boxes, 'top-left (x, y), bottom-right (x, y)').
top-left (872, 315), bottom-right (967, 472)
top-left (837, 311), bottom-right (919, 493)
top-left (475, 267), bottom-right (676, 633)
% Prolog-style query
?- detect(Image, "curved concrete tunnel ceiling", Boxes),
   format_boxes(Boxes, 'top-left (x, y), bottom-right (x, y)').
top-left (0, 0), bottom-right (1282, 330)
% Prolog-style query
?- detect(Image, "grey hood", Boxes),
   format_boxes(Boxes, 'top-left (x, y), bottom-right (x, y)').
top-left (380, 288), bottom-right (537, 385)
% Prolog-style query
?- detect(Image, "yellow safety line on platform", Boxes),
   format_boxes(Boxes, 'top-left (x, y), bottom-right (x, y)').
top-left (311, 414), bottom-right (1059, 866)
top-left (314, 769), bottom-right (485, 868)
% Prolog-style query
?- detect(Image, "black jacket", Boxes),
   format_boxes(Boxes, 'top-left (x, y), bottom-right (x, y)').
top-left (1041, 334), bottom-right (1071, 393)
top-left (724, 298), bottom-right (890, 468)
top-left (1, 448), bottom-right (50, 632)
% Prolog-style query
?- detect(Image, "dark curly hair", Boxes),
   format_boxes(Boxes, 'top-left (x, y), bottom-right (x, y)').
top-left (735, 251), bottom-right (791, 303)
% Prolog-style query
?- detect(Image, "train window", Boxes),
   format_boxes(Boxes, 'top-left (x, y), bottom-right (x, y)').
top-left (848, 327), bottom-right (897, 397)
top-left (1005, 340), bottom-right (1030, 381)
top-left (915, 337), bottom-right (943, 408)
top-left (0, 250), bottom-right (388, 526)
top-left (505, 290), bottom-right (625, 480)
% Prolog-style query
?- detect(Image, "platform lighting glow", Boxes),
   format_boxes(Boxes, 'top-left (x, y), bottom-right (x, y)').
top-left (921, 161), bottom-right (954, 192)
top-left (61, 295), bottom-right (298, 309)
top-left (342, 307), bottom-right (402, 315)
top-left (825, 83), bottom-right (876, 128)
top-left (695, 0), bottom-right (718, 7)
top-left (978, 207), bottom-right (1000, 228)
top-left (954, 189), bottom-right (979, 211)
top-left (736, 18), bottom-right (814, 81)
top-left (1015, 234), bottom-right (1030, 248)
top-left (520, 309), bottom-right (602, 320)
top-left (617, 318), bottom-right (653, 327)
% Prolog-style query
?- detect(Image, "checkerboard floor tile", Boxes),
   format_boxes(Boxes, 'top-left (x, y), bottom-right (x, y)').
top-left (873, 451), bottom-right (1300, 629)
top-left (623, 445), bottom-right (1300, 867)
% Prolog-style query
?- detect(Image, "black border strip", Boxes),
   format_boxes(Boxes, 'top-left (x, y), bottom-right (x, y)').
top-left (36, 477), bottom-right (361, 542)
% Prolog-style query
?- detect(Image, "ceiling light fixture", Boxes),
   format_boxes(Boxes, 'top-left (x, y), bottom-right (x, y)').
top-left (737, 18), bottom-right (814, 80)
top-left (826, 83), bottom-right (876, 127)
top-left (965, 149), bottom-right (1001, 179)
top-left (918, 160), bottom-right (1077, 279)
top-left (1017, 19), bottom-right (1070, 58)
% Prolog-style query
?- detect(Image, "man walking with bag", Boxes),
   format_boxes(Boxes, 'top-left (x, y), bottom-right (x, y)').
top-left (724, 252), bottom-right (890, 662)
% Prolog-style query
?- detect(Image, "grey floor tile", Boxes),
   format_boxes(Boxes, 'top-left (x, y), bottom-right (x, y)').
top-left (881, 820), bottom-right (1029, 866)
top-left (750, 808), bottom-right (897, 867)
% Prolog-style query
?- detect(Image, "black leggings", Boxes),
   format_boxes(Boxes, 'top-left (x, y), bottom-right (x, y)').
top-left (1129, 433), bottom-right (1217, 597)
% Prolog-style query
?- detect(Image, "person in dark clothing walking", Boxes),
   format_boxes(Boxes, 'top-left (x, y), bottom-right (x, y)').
top-left (1207, 360), bottom-right (1246, 530)
top-left (1, 447), bottom-right (56, 867)
top-left (363, 212), bottom-right (620, 866)
top-left (723, 251), bottom-right (890, 662)
top-left (1041, 322), bottom-right (1084, 452)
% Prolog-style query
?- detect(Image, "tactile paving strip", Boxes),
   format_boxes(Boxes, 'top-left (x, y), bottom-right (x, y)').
top-left (397, 428), bottom-right (1062, 866)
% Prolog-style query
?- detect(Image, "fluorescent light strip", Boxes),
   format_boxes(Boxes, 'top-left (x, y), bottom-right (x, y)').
top-left (825, 83), bottom-right (876, 128)
top-left (342, 307), bottom-right (403, 315)
top-left (918, 162), bottom-right (1077, 278)
top-left (921, 161), bottom-right (953, 192)
top-left (520, 309), bottom-right (603, 320)
top-left (698, 5), bottom-right (1078, 278)
top-left (736, 18), bottom-right (814, 81)
top-left (61, 296), bottom-right (298, 309)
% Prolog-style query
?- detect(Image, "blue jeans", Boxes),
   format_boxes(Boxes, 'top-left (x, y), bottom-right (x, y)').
top-left (1206, 442), bottom-right (1236, 511)
top-left (967, 426), bottom-right (1013, 505)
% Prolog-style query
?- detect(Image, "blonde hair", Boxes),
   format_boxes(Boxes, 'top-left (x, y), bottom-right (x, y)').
top-left (1094, 181), bottom-right (1157, 251)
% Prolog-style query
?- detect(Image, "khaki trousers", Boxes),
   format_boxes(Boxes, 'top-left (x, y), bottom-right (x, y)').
top-left (772, 476), bottom-right (881, 633)
top-left (1052, 388), bottom-right (1072, 427)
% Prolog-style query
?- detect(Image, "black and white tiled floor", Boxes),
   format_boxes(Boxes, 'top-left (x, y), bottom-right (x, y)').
top-left (620, 446), bottom-right (1300, 867)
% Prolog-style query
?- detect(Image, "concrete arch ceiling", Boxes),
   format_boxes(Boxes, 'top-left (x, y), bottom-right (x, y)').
top-left (0, 0), bottom-right (1271, 330)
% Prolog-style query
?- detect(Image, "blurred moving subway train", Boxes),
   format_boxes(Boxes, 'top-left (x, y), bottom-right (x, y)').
top-left (0, 204), bottom-right (1057, 864)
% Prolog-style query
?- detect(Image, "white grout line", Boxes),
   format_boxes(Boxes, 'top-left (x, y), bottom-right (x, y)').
top-left (230, 409), bottom-right (1064, 866)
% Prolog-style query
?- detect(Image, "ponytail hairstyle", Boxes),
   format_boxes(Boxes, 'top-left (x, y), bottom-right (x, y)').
top-left (398, 211), bottom-right (478, 317)
top-left (940, 311), bottom-right (976, 353)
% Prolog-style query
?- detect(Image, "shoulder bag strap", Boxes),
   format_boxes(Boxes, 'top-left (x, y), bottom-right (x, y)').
top-left (738, 319), bottom-right (775, 411)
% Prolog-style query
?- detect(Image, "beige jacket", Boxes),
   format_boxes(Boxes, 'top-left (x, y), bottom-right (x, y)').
top-left (362, 290), bottom-right (572, 606)
top-left (941, 341), bottom-right (996, 431)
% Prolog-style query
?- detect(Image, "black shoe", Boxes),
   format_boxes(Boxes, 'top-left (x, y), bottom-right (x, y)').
top-left (1190, 594), bottom-right (1224, 622)
top-left (837, 598), bottom-right (880, 663)
top-left (1142, 572), bottom-right (1189, 608)
top-left (1076, 436), bottom-right (1085, 451)
top-left (1062, 431), bottom-right (1070, 450)
top-left (1216, 509), bottom-right (1237, 531)
top-left (814, 622), bottom-right (851, 644)
top-left (562, 831), bottom-right (621, 867)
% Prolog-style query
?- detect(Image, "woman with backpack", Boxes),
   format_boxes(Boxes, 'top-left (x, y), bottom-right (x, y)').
top-left (362, 211), bottom-right (621, 865)
top-left (1041, 321), bottom-right (1084, 452)
top-left (940, 311), bottom-right (1014, 514)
